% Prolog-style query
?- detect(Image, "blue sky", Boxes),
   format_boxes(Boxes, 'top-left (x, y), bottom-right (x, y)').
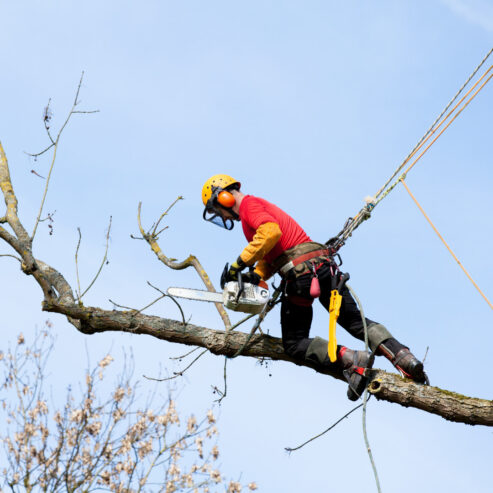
top-left (1, 1), bottom-right (492, 491)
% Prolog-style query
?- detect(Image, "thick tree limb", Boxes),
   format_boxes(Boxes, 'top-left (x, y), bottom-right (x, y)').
top-left (39, 301), bottom-right (493, 427)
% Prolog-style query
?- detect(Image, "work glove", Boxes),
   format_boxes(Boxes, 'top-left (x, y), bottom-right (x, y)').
top-left (228, 257), bottom-right (246, 280)
top-left (220, 257), bottom-right (246, 288)
top-left (242, 271), bottom-right (261, 285)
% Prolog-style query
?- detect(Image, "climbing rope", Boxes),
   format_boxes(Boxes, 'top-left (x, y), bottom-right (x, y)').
top-left (400, 179), bottom-right (493, 311)
top-left (347, 283), bottom-right (381, 493)
top-left (374, 47), bottom-right (493, 202)
top-left (375, 62), bottom-right (493, 206)
top-left (327, 48), bottom-right (493, 253)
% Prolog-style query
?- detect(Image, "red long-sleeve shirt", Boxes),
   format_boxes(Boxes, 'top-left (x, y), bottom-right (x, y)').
top-left (239, 196), bottom-right (311, 272)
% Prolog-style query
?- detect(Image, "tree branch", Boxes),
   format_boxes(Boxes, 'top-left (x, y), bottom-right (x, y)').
top-left (137, 200), bottom-right (232, 330)
top-left (39, 299), bottom-right (493, 427)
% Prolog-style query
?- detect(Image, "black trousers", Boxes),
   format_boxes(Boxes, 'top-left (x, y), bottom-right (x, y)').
top-left (281, 260), bottom-right (376, 360)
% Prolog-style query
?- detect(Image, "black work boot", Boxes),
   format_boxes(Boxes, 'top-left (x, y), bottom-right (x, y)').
top-left (378, 339), bottom-right (429, 384)
top-left (338, 347), bottom-right (371, 401)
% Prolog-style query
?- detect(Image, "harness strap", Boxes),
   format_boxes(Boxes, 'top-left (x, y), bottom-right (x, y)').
top-left (279, 248), bottom-right (329, 276)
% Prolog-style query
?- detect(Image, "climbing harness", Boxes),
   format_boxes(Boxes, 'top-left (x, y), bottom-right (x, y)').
top-left (273, 242), bottom-right (330, 277)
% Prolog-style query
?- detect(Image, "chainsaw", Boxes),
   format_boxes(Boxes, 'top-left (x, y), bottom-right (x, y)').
top-left (167, 265), bottom-right (270, 315)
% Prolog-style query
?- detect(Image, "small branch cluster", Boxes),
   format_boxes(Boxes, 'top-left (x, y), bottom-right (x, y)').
top-left (27, 72), bottom-right (99, 241)
top-left (0, 330), bottom-right (257, 492)
top-left (137, 200), bottom-right (232, 331)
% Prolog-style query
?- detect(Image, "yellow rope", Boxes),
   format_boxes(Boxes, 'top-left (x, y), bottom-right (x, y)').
top-left (400, 178), bottom-right (493, 311)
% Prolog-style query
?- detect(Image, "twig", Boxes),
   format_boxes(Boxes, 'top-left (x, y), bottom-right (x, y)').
top-left (230, 313), bottom-right (256, 331)
top-left (109, 299), bottom-right (136, 311)
top-left (152, 196), bottom-right (183, 236)
top-left (214, 357), bottom-right (228, 404)
top-left (26, 142), bottom-right (55, 159)
top-left (75, 228), bottom-right (82, 300)
top-left (0, 253), bottom-right (22, 263)
top-left (143, 349), bottom-right (208, 382)
top-left (137, 294), bottom-right (166, 314)
top-left (30, 170), bottom-right (46, 179)
top-left (31, 72), bottom-right (99, 241)
top-left (169, 347), bottom-right (200, 360)
top-left (147, 281), bottom-right (186, 325)
top-left (154, 225), bottom-right (169, 238)
top-left (79, 216), bottom-right (112, 299)
top-left (38, 210), bottom-right (56, 222)
top-left (423, 346), bottom-right (429, 364)
top-left (285, 403), bottom-right (364, 452)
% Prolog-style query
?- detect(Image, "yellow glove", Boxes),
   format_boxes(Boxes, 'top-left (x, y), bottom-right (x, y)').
top-left (228, 257), bottom-right (246, 281)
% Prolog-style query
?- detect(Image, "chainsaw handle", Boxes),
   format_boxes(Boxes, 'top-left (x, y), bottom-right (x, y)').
top-left (235, 270), bottom-right (244, 302)
top-left (220, 263), bottom-right (229, 289)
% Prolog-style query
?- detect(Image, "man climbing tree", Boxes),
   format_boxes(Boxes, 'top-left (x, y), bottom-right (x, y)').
top-left (202, 174), bottom-right (429, 400)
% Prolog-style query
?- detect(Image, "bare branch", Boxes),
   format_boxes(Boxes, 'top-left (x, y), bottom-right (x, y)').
top-left (138, 294), bottom-right (166, 313)
top-left (214, 357), bottom-right (228, 404)
top-left (0, 253), bottom-right (22, 263)
top-left (230, 313), bottom-right (256, 331)
top-left (26, 142), bottom-right (56, 159)
top-left (423, 346), bottom-right (429, 364)
top-left (31, 139), bottom-right (59, 240)
top-left (31, 73), bottom-right (98, 241)
top-left (109, 299), bottom-right (136, 311)
top-left (286, 403), bottom-right (364, 452)
top-left (169, 347), bottom-right (201, 360)
top-left (147, 281), bottom-right (186, 325)
top-left (152, 196), bottom-right (183, 237)
top-left (79, 216), bottom-right (112, 299)
top-left (143, 349), bottom-right (208, 382)
top-left (75, 227), bottom-right (82, 299)
top-left (138, 200), bottom-right (232, 330)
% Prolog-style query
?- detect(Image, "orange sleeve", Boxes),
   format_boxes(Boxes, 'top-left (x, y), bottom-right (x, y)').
top-left (239, 222), bottom-right (282, 266)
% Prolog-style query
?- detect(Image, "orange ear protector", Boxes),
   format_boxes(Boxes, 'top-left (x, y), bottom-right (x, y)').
top-left (217, 190), bottom-right (235, 208)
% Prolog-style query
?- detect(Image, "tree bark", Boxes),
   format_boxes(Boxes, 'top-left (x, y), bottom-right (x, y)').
top-left (43, 300), bottom-right (493, 427)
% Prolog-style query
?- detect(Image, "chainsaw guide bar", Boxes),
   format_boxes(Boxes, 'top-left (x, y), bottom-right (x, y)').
top-left (167, 281), bottom-right (270, 315)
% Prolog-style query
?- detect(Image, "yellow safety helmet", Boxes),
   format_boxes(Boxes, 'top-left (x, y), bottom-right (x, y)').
top-left (202, 174), bottom-right (241, 230)
top-left (201, 174), bottom-right (240, 206)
